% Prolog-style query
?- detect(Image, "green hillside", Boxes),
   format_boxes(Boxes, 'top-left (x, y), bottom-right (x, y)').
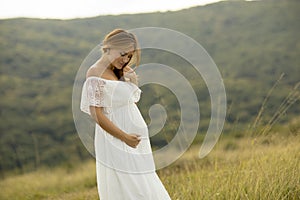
top-left (0, 0), bottom-right (299, 175)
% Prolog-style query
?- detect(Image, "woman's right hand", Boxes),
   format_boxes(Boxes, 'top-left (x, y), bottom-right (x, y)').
top-left (123, 67), bottom-right (138, 85)
top-left (124, 133), bottom-right (141, 148)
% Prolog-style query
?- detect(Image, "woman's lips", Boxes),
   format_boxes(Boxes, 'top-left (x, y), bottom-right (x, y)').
top-left (113, 61), bottom-right (122, 69)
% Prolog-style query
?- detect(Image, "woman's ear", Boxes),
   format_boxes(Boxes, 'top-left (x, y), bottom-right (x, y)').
top-left (103, 48), bottom-right (110, 54)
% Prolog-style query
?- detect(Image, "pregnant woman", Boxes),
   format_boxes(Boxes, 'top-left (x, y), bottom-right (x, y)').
top-left (80, 29), bottom-right (171, 200)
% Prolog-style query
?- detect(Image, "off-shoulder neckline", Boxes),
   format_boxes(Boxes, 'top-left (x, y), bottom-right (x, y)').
top-left (85, 76), bottom-right (142, 92)
top-left (86, 76), bottom-right (123, 82)
top-left (85, 76), bottom-right (139, 88)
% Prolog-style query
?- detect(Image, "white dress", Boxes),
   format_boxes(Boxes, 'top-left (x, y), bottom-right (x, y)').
top-left (80, 76), bottom-right (171, 200)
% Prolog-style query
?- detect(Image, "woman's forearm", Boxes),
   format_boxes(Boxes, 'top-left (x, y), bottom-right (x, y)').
top-left (89, 106), bottom-right (127, 142)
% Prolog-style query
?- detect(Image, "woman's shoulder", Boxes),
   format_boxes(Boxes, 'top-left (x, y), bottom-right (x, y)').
top-left (86, 66), bottom-right (100, 79)
top-left (86, 66), bottom-right (118, 81)
top-left (83, 67), bottom-right (105, 86)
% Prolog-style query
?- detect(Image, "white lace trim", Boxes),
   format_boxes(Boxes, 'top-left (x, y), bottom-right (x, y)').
top-left (80, 77), bottom-right (111, 115)
top-left (80, 77), bottom-right (142, 115)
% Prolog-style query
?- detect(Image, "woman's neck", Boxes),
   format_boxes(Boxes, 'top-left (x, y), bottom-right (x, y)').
top-left (97, 56), bottom-right (112, 69)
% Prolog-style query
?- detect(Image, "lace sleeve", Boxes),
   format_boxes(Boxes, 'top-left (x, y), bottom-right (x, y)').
top-left (80, 77), bottom-right (112, 115)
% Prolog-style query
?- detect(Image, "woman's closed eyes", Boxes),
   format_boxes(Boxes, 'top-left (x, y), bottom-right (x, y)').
top-left (120, 51), bottom-right (133, 59)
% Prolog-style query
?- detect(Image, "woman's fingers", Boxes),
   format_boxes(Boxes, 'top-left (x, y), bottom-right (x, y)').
top-left (134, 135), bottom-right (141, 146)
top-left (126, 134), bottom-right (141, 148)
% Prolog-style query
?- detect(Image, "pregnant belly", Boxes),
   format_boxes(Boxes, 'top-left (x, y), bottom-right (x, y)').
top-left (110, 104), bottom-right (148, 137)
top-left (97, 104), bottom-right (152, 156)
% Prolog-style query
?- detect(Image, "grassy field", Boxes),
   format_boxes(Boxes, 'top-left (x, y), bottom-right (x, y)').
top-left (0, 132), bottom-right (299, 200)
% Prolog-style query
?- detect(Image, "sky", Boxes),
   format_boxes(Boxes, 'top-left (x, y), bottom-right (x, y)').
top-left (0, 0), bottom-right (222, 19)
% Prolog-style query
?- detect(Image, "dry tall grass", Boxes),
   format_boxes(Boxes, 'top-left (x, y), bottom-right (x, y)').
top-left (1, 132), bottom-right (299, 200)
top-left (160, 133), bottom-right (300, 199)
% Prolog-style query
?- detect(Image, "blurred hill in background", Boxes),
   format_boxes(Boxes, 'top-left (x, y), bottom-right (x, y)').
top-left (0, 0), bottom-right (299, 175)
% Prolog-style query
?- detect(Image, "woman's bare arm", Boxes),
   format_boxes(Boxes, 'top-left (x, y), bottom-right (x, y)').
top-left (89, 106), bottom-right (141, 148)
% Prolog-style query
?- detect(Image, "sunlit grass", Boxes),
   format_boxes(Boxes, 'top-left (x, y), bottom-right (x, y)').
top-left (0, 160), bottom-right (98, 200)
top-left (1, 133), bottom-right (299, 200)
top-left (160, 133), bottom-right (300, 199)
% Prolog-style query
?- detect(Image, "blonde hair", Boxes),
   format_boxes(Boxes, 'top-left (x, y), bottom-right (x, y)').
top-left (101, 29), bottom-right (141, 69)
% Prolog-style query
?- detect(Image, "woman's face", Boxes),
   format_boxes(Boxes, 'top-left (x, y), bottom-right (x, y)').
top-left (108, 46), bottom-right (135, 70)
